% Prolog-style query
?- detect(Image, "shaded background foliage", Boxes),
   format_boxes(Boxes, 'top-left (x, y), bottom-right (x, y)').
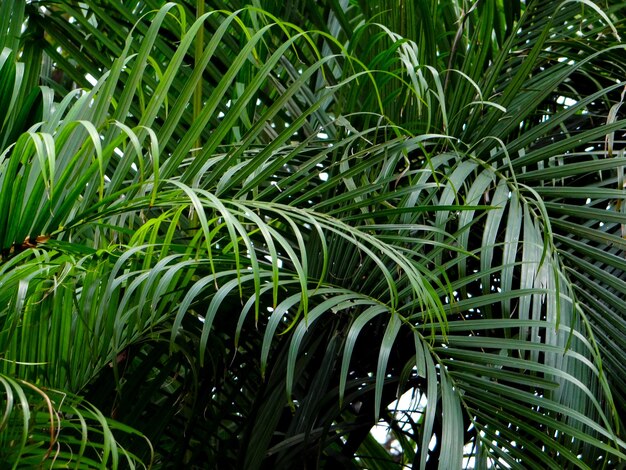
top-left (1, 0), bottom-right (626, 468)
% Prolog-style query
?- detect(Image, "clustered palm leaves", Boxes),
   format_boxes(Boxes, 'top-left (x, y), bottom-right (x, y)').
top-left (1, 0), bottom-right (626, 468)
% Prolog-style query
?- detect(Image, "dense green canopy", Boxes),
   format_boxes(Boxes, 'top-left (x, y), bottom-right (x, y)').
top-left (1, 0), bottom-right (626, 468)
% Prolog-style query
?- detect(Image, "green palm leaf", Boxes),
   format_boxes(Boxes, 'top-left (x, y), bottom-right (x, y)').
top-left (0, 0), bottom-right (625, 467)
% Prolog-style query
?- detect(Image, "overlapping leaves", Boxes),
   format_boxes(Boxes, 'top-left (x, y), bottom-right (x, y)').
top-left (0, 0), bottom-right (625, 468)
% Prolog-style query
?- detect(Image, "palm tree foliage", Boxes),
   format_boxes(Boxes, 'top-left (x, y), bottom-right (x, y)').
top-left (1, 0), bottom-right (626, 467)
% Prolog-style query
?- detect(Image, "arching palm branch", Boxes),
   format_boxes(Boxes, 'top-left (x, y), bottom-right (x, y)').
top-left (1, 0), bottom-right (626, 468)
